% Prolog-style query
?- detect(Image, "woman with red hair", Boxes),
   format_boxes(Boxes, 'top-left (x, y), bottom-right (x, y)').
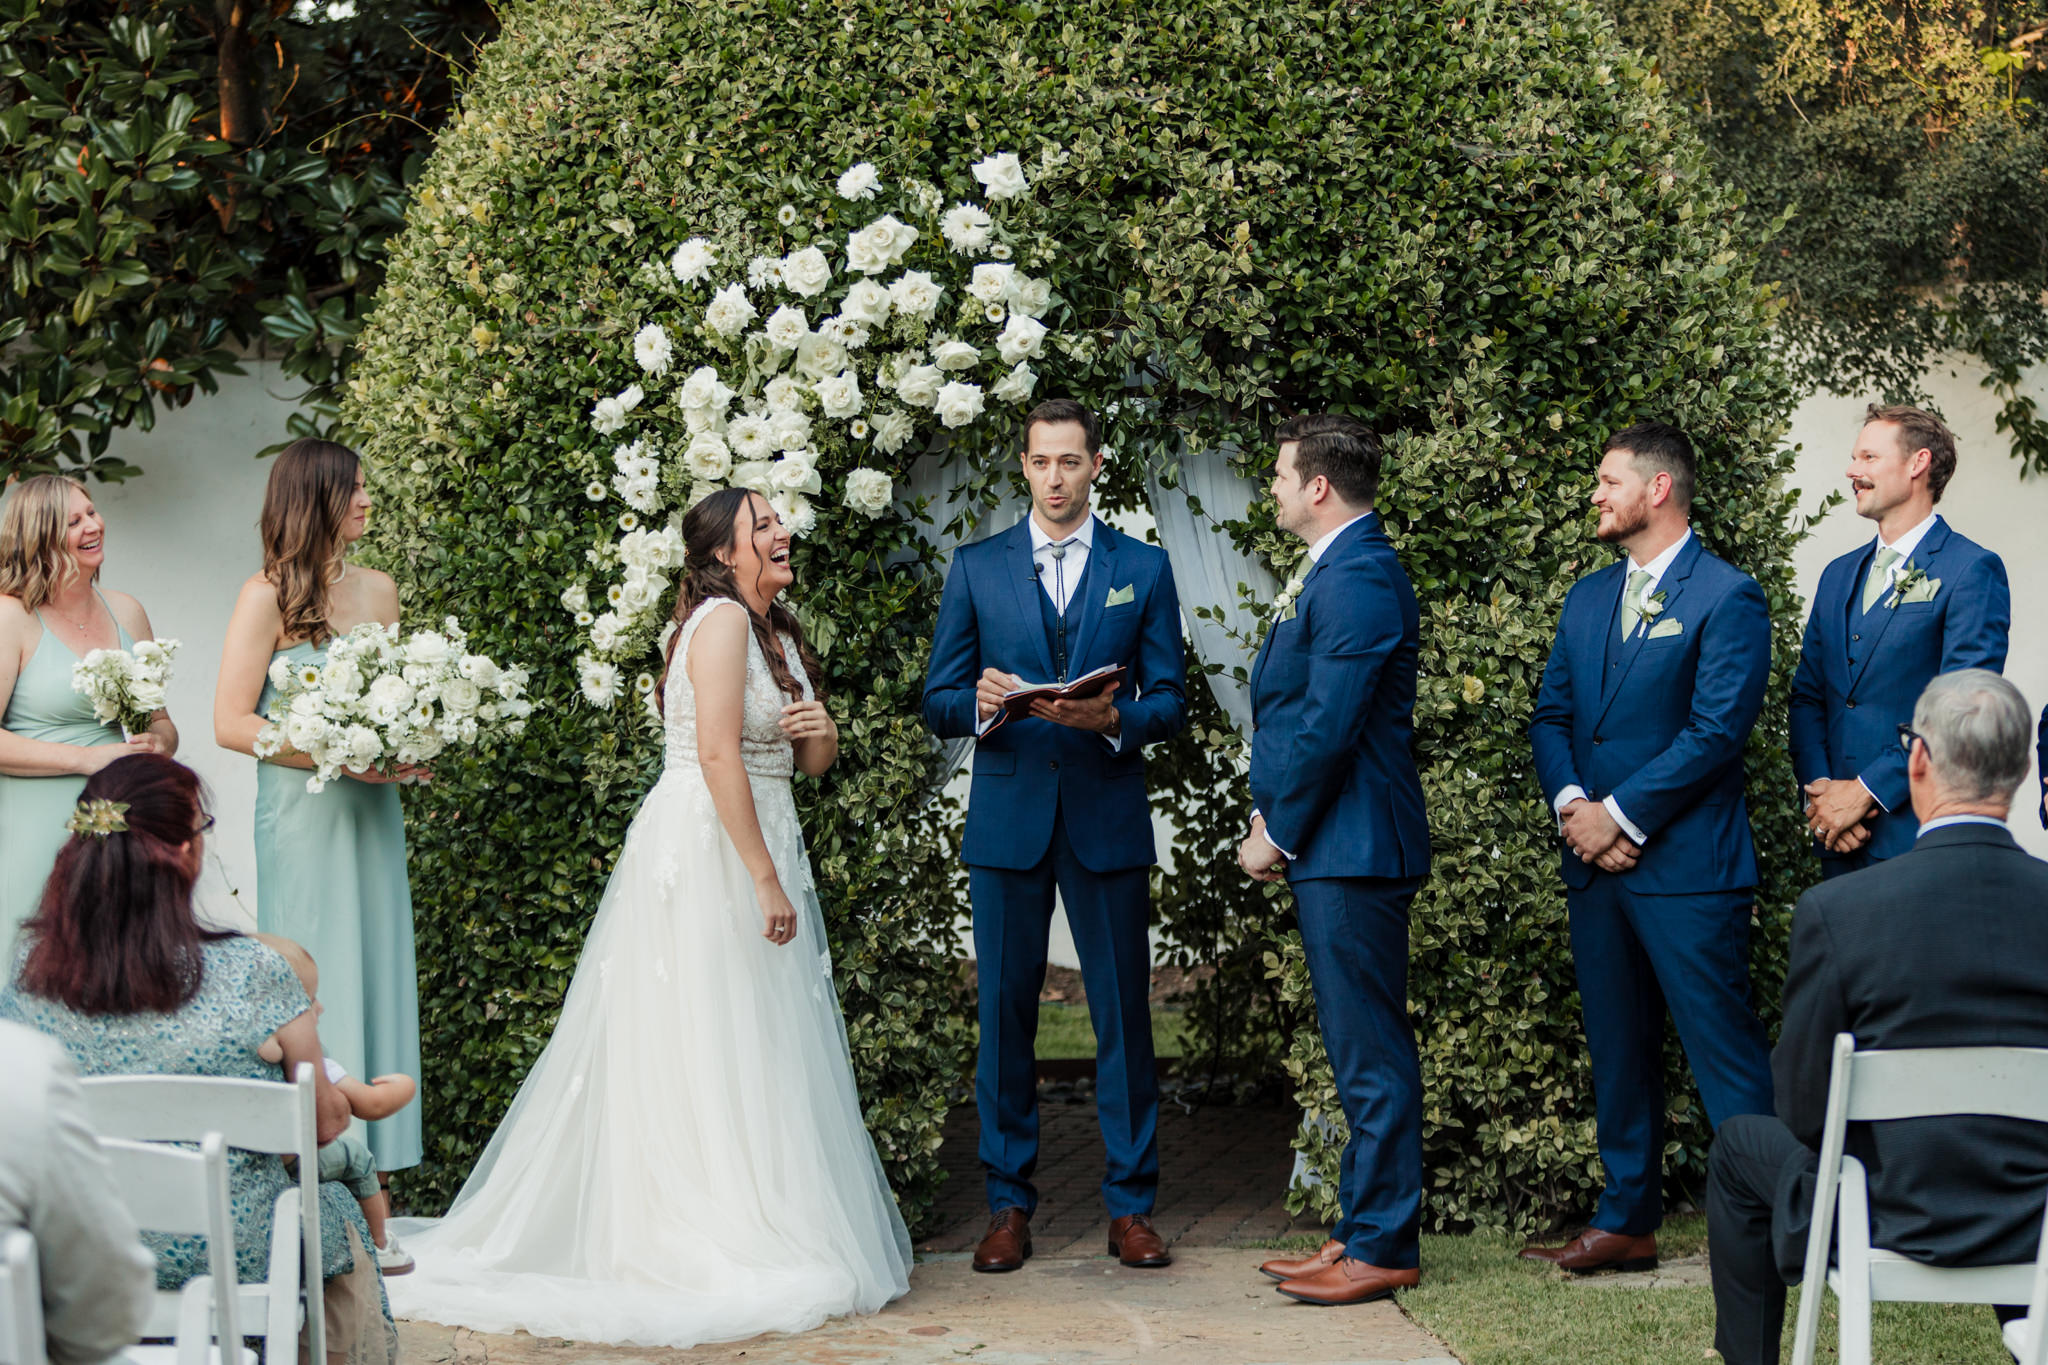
top-left (1, 754), bottom-right (398, 1365)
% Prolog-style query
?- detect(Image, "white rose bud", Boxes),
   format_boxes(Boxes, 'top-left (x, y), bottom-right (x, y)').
top-left (934, 381), bottom-right (986, 429)
top-left (779, 246), bottom-right (832, 298)
top-left (995, 314), bottom-right (1048, 366)
top-left (843, 467), bottom-right (893, 518)
top-left (703, 283), bottom-right (757, 338)
top-left (894, 364), bottom-right (944, 407)
top-left (763, 304), bottom-right (809, 350)
top-left (971, 151), bottom-right (1030, 200)
top-left (814, 369), bottom-right (863, 420)
top-left (967, 262), bottom-right (1016, 304)
top-left (932, 338), bottom-right (982, 371)
top-left (887, 270), bottom-right (943, 321)
top-left (871, 407), bottom-right (918, 455)
top-left (683, 431), bottom-right (733, 482)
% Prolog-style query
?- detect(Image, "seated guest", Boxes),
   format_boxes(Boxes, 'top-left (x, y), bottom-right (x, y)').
top-left (0, 754), bottom-right (398, 1365)
top-left (1706, 669), bottom-right (2048, 1365)
top-left (0, 1018), bottom-right (155, 1365)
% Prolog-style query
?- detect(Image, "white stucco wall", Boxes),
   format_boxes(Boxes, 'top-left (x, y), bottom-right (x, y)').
top-left (69, 353), bottom-right (2047, 944)
top-left (1781, 359), bottom-right (2048, 859)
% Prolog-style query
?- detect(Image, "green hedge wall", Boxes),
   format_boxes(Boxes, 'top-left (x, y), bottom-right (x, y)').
top-left (348, 0), bottom-right (1807, 1232)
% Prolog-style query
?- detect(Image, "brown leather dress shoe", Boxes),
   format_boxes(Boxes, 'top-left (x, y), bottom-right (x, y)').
top-left (1275, 1256), bottom-right (1420, 1305)
top-left (1107, 1213), bottom-right (1172, 1267)
top-left (1518, 1227), bottom-right (1658, 1274)
top-left (1259, 1238), bottom-right (1344, 1282)
top-left (973, 1208), bottom-right (1032, 1273)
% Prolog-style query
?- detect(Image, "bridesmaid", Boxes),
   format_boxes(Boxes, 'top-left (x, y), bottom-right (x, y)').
top-left (213, 439), bottom-right (423, 1181)
top-left (0, 475), bottom-right (178, 958)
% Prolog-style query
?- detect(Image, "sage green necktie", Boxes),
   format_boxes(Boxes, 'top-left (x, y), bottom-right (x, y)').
top-left (1620, 568), bottom-right (1652, 640)
top-left (1861, 546), bottom-right (1901, 613)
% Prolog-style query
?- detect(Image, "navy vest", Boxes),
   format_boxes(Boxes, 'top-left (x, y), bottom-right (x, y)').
top-left (1033, 546), bottom-right (1096, 683)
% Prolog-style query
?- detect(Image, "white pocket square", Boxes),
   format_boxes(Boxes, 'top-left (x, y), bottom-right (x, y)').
top-left (1646, 618), bottom-right (1684, 640)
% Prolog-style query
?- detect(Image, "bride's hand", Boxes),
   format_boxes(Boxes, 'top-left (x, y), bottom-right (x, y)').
top-left (778, 699), bottom-right (835, 743)
top-left (757, 877), bottom-right (798, 947)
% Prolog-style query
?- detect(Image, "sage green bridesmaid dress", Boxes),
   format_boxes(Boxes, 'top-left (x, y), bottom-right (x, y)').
top-left (0, 600), bottom-right (129, 961)
top-left (254, 639), bottom-right (423, 1171)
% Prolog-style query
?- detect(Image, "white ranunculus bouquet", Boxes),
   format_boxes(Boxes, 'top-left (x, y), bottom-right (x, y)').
top-left (254, 619), bottom-right (534, 793)
top-left (568, 148), bottom-right (1067, 693)
top-left (71, 638), bottom-right (179, 737)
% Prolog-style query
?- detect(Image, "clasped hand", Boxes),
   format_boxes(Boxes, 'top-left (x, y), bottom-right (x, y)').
top-left (1237, 814), bottom-right (1287, 883)
top-left (974, 668), bottom-right (1120, 734)
top-left (1803, 777), bottom-right (1874, 854)
top-left (1560, 798), bottom-right (1641, 873)
top-left (778, 698), bottom-right (836, 743)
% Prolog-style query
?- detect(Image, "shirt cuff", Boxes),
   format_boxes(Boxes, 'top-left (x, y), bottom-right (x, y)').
top-left (1603, 795), bottom-right (1648, 846)
top-left (1858, 777), bottom-right (1889, 813)
top-left (1250, 809), bottom-right (1295, 861)
top-left (1102, 729), bottom-right (1123, 754)
top-left (1553, 785), bottom-right (1589, 832)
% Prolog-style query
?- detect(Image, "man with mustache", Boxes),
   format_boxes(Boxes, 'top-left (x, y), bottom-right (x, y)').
top-left (1524, 422), bottom-right (1775, 1273)
top-left (1789, 404), bottom-right (2010, 875)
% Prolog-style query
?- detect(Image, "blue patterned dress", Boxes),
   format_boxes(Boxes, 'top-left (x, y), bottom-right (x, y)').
top-left (0, 936), bottom-right (371, 1288)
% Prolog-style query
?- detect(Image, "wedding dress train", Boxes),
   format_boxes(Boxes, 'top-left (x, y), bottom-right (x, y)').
top-left (386, 598), bottom-right (911, 1346)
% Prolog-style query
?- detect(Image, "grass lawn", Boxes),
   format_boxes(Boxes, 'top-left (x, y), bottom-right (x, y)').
top-left (1251, 1218), bottom-right (2011, 1363)
top-left (962, 1002), bottom-right (1188, 1059)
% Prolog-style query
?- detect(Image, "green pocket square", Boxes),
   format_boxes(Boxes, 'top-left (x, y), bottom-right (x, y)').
top-left (1896, 576), bottom-right (1941, 605)
top-left (1647, 618), bottom-right (1684, 640)
top-left (1105, 584), bottom-right (1135, 608)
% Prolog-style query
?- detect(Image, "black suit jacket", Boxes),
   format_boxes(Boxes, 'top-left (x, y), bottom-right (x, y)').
top-left (1775, 821), bottom-right (2048, 1267)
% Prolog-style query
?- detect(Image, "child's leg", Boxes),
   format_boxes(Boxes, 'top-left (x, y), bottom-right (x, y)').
top-left (357, 1188), bottom-right (389, 1247)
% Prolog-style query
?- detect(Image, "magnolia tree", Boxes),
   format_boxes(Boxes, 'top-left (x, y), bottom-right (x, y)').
top-left (350, 0), bottom-right (1807, 1233)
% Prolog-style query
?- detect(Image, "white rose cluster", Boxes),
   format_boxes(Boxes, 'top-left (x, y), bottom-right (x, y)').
top-left (571, 150), bottom-right (1063, 700)
top-left (253, 619), bottom-right (534, 791)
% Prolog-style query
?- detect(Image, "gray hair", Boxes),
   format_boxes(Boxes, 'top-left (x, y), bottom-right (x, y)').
top-left (1912, 669), bottom-right (2034, 804)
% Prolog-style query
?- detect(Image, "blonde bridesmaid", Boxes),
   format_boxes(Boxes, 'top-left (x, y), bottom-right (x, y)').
top-left (0, 475), bottom-right (177, 959)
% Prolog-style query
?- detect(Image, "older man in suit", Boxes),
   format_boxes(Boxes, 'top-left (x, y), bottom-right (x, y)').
top-left (1706, 669), bottom-right (2048, 1364)
top-left (1523, 421), bottom-right (1776, 1273)
top-left (1236, 413), bottom-right (1431, 1306)
top-left (1789, 404), bottom-right (2010, 875)
top-left (923, 398), bottom-right (1187, 1274)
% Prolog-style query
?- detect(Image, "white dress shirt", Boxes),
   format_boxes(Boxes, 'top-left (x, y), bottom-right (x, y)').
top-left (1029, 513), bottom-right (1095, 616)
top-left (1025, 512), bottom-right (1119, 750)
top-left (1917, 813), bottom-right (2007, 836)
top-left (0, 1021), bottom-right (156, 1365)
top-left (1853, 512), bottom-right (1940, 813)
top-left (1553, 529), bottom-right (1694, 847)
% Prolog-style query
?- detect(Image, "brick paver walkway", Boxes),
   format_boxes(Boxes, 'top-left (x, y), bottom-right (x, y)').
top-left (916, 1086), bottom-right (1327, 1256)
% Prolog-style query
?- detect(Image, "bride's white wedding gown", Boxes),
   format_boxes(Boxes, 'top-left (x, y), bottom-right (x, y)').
top-left (386, 598), bottom-right (912, 1346)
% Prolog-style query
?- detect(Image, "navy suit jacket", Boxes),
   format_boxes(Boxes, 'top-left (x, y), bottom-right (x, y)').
top-left (1247, 514), bottom-right (1430, 883)
top-left (1789, 517), bottom-right (2009, 860)
top-left (922, 516), bottom-right (1186, 873)
top-left (1529, 534), bottom-right (1771, 895)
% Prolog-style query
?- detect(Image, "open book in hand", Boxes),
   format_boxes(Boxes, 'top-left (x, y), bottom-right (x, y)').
top-left (975, 663), bottom-right (1128, 739)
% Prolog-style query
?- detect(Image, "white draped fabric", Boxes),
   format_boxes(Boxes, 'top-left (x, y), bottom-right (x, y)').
top-left (1142, 441), bottom-right (1280, 736)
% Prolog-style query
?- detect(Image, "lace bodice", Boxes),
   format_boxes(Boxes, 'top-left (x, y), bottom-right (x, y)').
top-left (662, 598), bottom-right (812, 779)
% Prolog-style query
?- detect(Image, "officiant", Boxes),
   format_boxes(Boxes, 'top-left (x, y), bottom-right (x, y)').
top-left (921, 398), bottom-right (1187, 1274)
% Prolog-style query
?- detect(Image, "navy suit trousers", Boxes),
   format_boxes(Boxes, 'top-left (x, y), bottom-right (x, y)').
top-left (969, 805), bottom-right (1158, 1218)
top-left (1566, 879), bottom-right (1774, 1233)
top-left (1292, 875), bottom-right (1424, 1268)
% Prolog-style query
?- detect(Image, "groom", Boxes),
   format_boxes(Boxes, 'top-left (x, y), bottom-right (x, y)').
top-left (1237, 413), bottom-right (1431, 1306)
top-left (922, 398), bottom-right (1187, 1273)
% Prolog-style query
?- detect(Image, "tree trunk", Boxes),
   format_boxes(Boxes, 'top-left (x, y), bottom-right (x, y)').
top-left (215, 0), bottom-right (262, 146)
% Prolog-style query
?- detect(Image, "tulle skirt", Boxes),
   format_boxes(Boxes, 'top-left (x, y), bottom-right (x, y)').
top-left (385, 765), bottom-right (912, 1346)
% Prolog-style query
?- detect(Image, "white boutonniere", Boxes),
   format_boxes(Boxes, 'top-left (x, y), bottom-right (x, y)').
top-left (1635, 588), bottom-right (1667, 636)
top-left (1886, 562), bottom-right (1940, 609)
top-left (1273, 575), bottom-right (1306, 626)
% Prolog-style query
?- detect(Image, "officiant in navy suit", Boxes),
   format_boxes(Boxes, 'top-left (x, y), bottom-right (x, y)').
top-left (1235, 414), bottom-right (1432, 1307)
top-left (1523, 421), bottom-right (1775, 1274)
top-left (1789, 404), bottom-right (2010, 875)
top-left (922, 398), bottom-right (1187, 1274)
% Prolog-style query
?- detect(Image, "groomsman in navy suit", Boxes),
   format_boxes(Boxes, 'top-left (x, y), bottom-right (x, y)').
top-left (1789, 404), bottom-right (2010, 875)
top-left (1236, 414), bottom-right (1432, 1307)
top-left (1524, 422), bottom-right (1775, 1273)
top-left (922, 398), bottom-right (1187, 1274)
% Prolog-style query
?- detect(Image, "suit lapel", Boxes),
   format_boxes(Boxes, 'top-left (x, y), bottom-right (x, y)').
top-left (1847, 518), bottom-right (1946, 696)
top-left (1593, 535), bottom-right (1701, 732)
top-left (1249, 517), bottom-right (1363, 716)
top-left (1064, 517), bottom-right (1115, 674)
top-left (1004, 521), bottom-right (1058, 681)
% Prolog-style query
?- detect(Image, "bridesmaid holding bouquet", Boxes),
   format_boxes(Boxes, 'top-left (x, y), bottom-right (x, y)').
top-left (214, 439), bottom-right (424, 1186)
top-left (0, 475), bottom-right (178, 958)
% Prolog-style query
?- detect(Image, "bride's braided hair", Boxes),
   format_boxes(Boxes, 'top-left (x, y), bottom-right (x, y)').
top-left (657, 488), bottom-right (825, 715)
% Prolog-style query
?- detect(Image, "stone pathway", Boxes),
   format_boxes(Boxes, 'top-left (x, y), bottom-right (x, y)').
top-left (394, 1094), bottom-right (1458, 1362)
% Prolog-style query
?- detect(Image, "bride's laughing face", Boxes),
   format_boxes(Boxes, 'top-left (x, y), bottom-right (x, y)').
top-left (723, 492), bottom-right (794, 601)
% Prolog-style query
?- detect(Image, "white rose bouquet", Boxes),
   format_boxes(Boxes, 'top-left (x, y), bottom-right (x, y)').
top-left (254, 619), bottom-right (535, 793)
top-left (71, 638), bottom-right (179, 737)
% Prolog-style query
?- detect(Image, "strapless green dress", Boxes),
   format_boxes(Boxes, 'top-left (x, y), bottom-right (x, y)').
top-left (0, 605), bottom-right (129, 960)
top-left (254, 640), bottom-right (423, 1170)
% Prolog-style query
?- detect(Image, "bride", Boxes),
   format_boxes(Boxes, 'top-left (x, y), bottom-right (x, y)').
top-left (387, 487), bottom-right (912, 1346)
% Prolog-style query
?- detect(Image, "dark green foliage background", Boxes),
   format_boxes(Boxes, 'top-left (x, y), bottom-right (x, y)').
top-left (348, 0), bottom-right (1809, 1232)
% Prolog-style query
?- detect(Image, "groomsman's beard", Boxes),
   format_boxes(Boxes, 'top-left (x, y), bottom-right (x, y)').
top-left (1597, 500), bottom-right (1650, 545)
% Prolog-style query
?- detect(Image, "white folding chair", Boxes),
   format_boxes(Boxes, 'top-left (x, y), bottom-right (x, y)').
top-left (0, 1230), bottom-right (45, 1365)
top-left (2000, 1189), bottom-right (2048, 1365)
top-left (1791, 1034), bottom-right (2048, 1365)
top-left (81, 1067), bottom-right (323, 1362)
top-left (98, 1135), bottom-right (248, 1365)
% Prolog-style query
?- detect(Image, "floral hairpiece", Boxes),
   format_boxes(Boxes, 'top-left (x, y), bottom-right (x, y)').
top-left (66, 798), bottom-right (130, 838)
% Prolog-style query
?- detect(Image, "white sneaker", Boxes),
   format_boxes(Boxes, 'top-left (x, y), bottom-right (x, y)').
top-left (374, 1229), bottom-right (414, 1276)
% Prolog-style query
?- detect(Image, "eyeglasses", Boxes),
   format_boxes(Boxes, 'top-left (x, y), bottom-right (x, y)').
top-left (1896, 723), bottom-right (1930, 758)
top-left (194, 813), bottom-right (216, 835)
